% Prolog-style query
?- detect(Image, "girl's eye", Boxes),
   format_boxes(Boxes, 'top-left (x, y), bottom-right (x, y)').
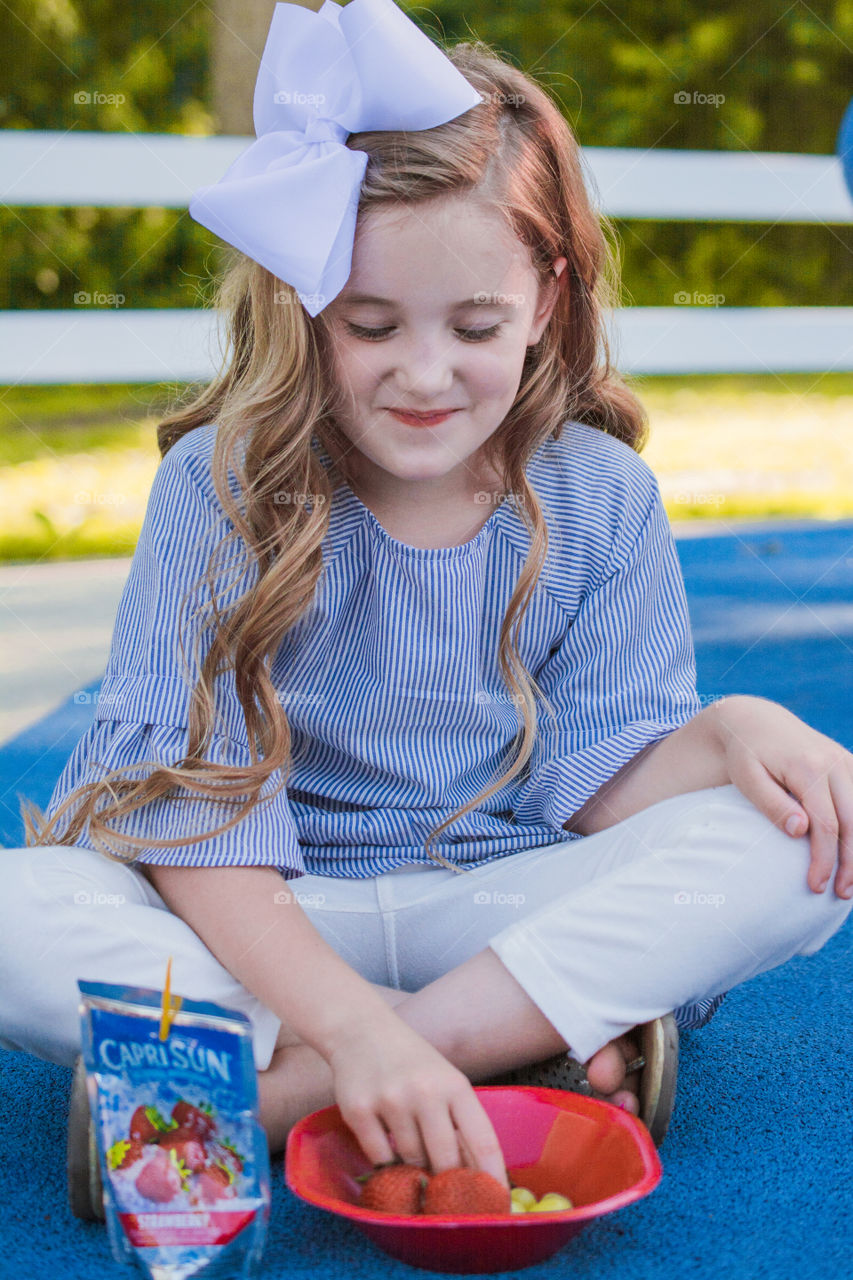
top-left (344, 322), bottom-right (503, 342)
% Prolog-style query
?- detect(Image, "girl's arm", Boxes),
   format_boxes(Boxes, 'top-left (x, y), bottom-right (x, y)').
top-left (140, 863), bottom-right (399, 1055)
top-left (564, 698), bottom-right (729, 837)
top-left (565, 694), bottom-right (853, 901)
top-left (139, 862), bottom-right (510, 1185)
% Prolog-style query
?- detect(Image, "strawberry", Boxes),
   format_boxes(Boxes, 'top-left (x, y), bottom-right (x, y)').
top-left (171, 1100), bottom-right (217, 1141)
top-left (215, 1138), bottom-right (245, 1175)
top-left (107, 1137), bottom-right (145, 1172)
top-left (134, 1149), bottom-right (183, 1204)
top-left (359, 1164), bottom-right (430, 1215)
top-left (129, 1105), bottom-right (172, 1144)
top-left (195, 1163), bottom-right (236, 1204)
top-left (422, 1168), bottom-right (511, 1217)
top-left (158, 1128), bottom-right (207, 1172)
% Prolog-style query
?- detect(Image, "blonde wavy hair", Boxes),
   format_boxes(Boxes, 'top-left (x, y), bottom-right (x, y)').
top-left (22, 38), bottom-right (649, 872)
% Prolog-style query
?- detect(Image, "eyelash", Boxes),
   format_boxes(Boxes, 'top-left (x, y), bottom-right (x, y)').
top-left (344, 322), bottom-right (503, 343)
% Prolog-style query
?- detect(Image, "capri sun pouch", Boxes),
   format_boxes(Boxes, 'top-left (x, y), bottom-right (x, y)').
top-left (78, 976), bottom-right (271, 1280)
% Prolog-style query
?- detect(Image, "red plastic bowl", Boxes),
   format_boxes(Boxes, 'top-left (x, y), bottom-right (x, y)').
top-left (284, 1086), bottom-right (662, 1273)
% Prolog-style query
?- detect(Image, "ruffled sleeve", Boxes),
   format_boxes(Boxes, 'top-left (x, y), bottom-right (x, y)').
top-left (512, 477), bottom-right (703, 833)
top-left (43, 428), bottom-right (305, 877)
top-left (44, 719), bottom-right (305, 876)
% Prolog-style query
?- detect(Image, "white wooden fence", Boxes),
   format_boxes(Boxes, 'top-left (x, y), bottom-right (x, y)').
top-left (2, 130), bottom-right (851, 382)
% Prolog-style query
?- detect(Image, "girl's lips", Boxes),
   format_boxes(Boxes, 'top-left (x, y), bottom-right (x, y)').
top-left (387, 409), bottom-right (459, 426)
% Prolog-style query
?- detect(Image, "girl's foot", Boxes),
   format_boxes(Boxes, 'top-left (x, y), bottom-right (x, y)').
top-left (583, 1031), bottom-right (643, 1115)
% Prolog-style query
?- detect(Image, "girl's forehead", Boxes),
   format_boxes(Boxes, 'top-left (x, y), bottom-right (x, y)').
top-left (344, 201), bottom-right (534, 299)
top-left (355, 195), bottom-right (512, 247)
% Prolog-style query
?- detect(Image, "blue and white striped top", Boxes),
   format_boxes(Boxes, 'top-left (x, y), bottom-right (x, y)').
top-left (46, 416), bottom-right (704, 880)
top-left (45, 416), bottom-right (728, 1029)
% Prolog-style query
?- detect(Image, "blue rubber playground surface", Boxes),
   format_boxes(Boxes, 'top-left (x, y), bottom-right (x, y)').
top-left (1, 517), bottom-right (851, 1279)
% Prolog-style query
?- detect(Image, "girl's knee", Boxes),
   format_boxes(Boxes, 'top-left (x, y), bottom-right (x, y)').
top-left (678, 785), bottom-right (802, 864)
top-left (678, 787), bottom-right (853, 951)
top-left (7, 843), bottom-right (158, 910)
top-left (0, 845), bottom-right (175, 1068)
top-left (0, 843), bottom-right (159, 980)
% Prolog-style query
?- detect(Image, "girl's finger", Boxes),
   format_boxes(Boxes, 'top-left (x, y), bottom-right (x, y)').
top-left (456, 1126), bottom-right (475, 1169)
top-left (378, 1103), bottom-right (428, 1169)
top-left (343, 1107), bottom-right (397, 1168)
top-left (730, 757), bottom-right (809, 845)
top-left (414, 1098), bottom-right (469, 1176)
top-left (795, 776), bottom-right (841, 894)
top-left (449, 1092), bottom-right (509, 1189)
top-left (827, 764), bottom-right (853, 898)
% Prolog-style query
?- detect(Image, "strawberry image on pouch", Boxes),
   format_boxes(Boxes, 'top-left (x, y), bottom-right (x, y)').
top-left (129, 1105), bottom-right (168, 1145)
top-left (171, 1100), bottom-right (217, 1141)
top-left (158, 1129), bottom-right (208, 1173)
top-left (107, 1138), bottom-right (147, 1173)
top-left (134, 1148), bottom-right (184, 1204)
top-left (194, 1164), bottom-right (237, 1205)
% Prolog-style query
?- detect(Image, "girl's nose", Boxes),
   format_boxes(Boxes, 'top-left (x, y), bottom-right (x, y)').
top-left (390, 337), bottom-right (456, 396)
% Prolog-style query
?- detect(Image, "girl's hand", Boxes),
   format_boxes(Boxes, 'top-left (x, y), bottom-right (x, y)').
top-left (324, 1017), bottom-right (509, 1188)
top-left (712, 696), bottom-right (853, 899)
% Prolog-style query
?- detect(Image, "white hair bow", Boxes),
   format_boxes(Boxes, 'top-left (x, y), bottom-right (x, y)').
top-left (188, 0), bottom-right (483, 317)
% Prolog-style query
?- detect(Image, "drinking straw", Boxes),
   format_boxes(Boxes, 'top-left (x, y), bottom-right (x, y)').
top-left (158, 955), bottom-right (183, 1041)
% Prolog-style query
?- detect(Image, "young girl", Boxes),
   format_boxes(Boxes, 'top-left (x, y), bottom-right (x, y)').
top-left (3, 0), bottom-right (852, 1189)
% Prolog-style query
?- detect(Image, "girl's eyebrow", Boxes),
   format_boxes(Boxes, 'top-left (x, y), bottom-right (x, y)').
top-left (342, 293), bottom-right (510, 308)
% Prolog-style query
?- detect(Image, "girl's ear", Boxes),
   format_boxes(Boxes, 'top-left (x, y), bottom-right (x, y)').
top-left (528, 255), bottom-right (569, 346)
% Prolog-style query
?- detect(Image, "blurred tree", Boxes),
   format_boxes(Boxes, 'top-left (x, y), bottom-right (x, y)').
top-left (0, 0), bottom-right (850, 315)
top-left (424, 0), bottom-right (853, 305)
top-left (211, 0), bottom-right (278, 135)
top-left (0, 0), bottom-right (214, 313)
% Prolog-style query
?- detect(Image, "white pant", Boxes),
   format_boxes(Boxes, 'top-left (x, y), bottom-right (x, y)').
top-left (1, 784), bottom-right (849, 1074)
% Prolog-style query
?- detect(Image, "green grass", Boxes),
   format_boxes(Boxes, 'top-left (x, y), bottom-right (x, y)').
top-left (0, 383), bottom-right (183, 466)
top-left (2, 373), bottom-right (852, 562)
top-left (632, 372), bottom-right (853, 398)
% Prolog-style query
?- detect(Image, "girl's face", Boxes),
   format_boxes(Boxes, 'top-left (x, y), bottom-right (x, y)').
top-left (322, 194), bottom-right (567, 503)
